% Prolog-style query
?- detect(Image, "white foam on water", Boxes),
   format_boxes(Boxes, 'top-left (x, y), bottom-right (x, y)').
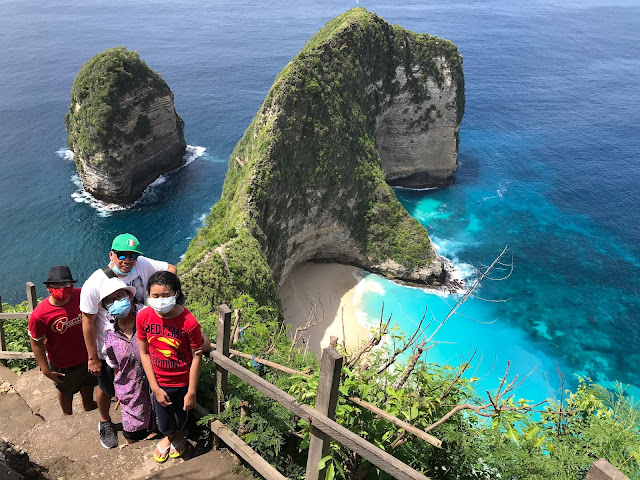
top-left (392, 185), bottom-right (440, 192)
top-left (56, 148), bottom-right (74, 161)
top-left (64, 145), bottom-right (206, 216)
top-left (481, 187), bottom-right (507, 202)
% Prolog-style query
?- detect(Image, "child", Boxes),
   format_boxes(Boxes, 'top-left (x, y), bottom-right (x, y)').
top-left (100, 277), bottom-right (154, 444)
top-left (137, 271), bottom-right (204, 463)
top-left (28, 265), bottom-right (98, 415)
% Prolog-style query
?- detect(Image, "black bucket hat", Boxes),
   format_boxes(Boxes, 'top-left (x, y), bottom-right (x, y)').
top-left (43, 266), bottom-right (77, 285)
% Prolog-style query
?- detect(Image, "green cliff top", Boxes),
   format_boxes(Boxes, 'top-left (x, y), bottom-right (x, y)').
top-left (64, 46), bottom-right (167, 161)
top-left (180, 8), bottom-right (464, 314)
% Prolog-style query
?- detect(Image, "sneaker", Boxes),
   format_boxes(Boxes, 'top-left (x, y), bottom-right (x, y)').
top-left (98, 421), bottom-right (118, 449)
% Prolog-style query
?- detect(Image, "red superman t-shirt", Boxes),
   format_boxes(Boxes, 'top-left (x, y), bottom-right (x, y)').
top-left (27, 288), bottom-right (87, 368)
top-left (136, 306), bottom-right (203, 387)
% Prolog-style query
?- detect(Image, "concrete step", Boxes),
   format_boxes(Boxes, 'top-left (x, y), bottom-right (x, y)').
top-left (0, 367), bottom-right (250, 480)
top-left (138, 450), bottom-right (251, 480)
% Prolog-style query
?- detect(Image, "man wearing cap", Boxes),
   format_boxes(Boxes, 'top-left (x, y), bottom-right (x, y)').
top-left (28, 266), bottom-right (98, 415)
top-left (81, 233), bottom-right (176, 449)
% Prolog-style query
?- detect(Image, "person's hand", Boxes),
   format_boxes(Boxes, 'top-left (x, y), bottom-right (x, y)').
top-left (154, 388), bottom-right (172, 407)
top-left (43, 370), bottom-right (64, 384)
top-left (88, 357), bottom-right (102, 376)
top-left (183, 391), bottom-right (196, 411)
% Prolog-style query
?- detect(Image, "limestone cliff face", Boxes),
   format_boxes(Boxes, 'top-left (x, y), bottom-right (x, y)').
top-left (65, 47), bottom-right (186, 205)
top-left (180, 9), bottom-right (464, 313)
top-left (376, 55), bottom-right (462, 188)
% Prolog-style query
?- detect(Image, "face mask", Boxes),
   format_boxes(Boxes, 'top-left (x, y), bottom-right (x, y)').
top-left (148, 295), bottom-right (176, 314)
top-left (112, 264), bottom-right (136, 276)
top-left (108, 298), bottom-right (132, 318)
top-left (48, 286), bottom-right (73, 301)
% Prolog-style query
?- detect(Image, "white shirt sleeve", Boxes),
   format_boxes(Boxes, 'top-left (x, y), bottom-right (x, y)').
top-left (79, 270), bottom-right (104, 315)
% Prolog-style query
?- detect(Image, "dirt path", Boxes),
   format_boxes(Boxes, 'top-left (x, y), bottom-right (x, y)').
top-left (0, 365), bottom-right (251, 480)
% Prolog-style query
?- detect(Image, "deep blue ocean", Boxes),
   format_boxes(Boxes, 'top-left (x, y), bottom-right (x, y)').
top-left (1, 0), bottom-right (639, 403)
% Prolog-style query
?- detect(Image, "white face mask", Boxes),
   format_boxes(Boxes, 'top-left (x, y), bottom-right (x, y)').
top-left (148, 295), bottom-right (176, 314)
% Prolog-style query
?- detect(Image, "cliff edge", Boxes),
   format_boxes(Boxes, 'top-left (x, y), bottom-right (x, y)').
top-left (64, 47), bottom-right (186, 205)
top-left (180, 9), bottom-right (464, 312)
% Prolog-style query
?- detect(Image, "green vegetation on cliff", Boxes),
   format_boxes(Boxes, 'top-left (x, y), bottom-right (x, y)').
top-left (180, 8), bottom-right (465, 314)
top-left (64, 46), bottom-right (178, 166)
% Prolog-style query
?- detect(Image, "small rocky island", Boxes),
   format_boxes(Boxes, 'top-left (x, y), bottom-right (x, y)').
top-left (64, 47), bottom-right (186, 205)
top-left (179, 8), bottom-right (464, 313)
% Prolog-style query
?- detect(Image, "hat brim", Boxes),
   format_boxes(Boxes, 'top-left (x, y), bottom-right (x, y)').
top-left (99, 282), bottom-right (137, 302)
top-left (44, 279), bottom-right (77, 285)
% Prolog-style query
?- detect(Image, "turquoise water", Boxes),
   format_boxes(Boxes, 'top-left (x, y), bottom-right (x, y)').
top-left (1, 0), bottom-right (639, 404)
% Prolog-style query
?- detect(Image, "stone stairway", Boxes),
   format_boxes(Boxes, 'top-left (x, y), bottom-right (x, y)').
top-left (0, 365), bottom-right (250, 480)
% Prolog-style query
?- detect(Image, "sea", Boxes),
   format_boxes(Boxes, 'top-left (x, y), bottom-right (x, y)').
top-left (1, 0), bottom-right (639, 404)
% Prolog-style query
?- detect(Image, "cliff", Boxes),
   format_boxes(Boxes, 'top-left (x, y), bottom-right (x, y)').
top-left (179, 8), bottom-right (464, 313)
top-left (64, 47), bottom-right (186, 205)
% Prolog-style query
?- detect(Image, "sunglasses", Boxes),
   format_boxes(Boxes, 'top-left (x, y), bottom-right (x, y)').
top-left (113, 251), bottom-right (139, 261)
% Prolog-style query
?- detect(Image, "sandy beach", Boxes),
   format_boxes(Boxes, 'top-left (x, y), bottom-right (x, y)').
top-left (279, 262), bottom-right (370, 357)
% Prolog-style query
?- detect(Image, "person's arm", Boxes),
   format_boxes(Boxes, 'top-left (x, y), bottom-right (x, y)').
top-left (29, 337), bottom-right (64, 384)
top-left (183, 346), bottom-right (203, 411)
top-left (167, 264), bottom-right (177, 274)
top-left (82, 312), bottom-right (102, 376)
top-left (138, 338), bottom-right (171, 407)
top-left (195, 332), bottom-right (211, 355)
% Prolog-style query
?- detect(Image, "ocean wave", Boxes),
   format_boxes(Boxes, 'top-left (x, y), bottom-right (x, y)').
top-left (63, 145), bottom-right (206, 216)
top-left (392, 185), bottom-right (439, 192)
top-left (481, 188), bottom-right (507, 201)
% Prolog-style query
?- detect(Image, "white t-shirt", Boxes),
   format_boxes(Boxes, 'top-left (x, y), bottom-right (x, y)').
top-left (79, 256), bottom-right (169, 360)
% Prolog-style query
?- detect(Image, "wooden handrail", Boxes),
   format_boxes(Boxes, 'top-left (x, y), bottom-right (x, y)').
top-left (226, 347), bottom-right (441, 447)
top-left (209, 349), bottom-right (431, 480)
top-left (0, 351), bottom-right (34, 360)
top-left (0, 312), bottom-right (30, 320)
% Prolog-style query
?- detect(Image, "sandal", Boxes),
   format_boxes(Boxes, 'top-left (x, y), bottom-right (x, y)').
top-left (153, 441), bottom-right (171, 463)
top-left (169, 438), bottom-right (188, 459)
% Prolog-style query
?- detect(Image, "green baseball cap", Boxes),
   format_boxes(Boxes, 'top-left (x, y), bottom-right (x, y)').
top-left (111, 233), bottom-right (143, 254)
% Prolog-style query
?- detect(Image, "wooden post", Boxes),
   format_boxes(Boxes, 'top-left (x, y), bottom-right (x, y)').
top-left (233, 401), bottom-right (251, 466)
top-left (212, 304), bottom-right (231, 449)
top-left (0, 295), bottom-right (6, 367)
top-left (306, 347), bottom-right (343, 480)
top-left (26, 283), bottom-right (37, 311)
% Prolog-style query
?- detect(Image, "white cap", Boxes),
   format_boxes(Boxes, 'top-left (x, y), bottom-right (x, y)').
top-left (99, 277), bottom-right (136, 303)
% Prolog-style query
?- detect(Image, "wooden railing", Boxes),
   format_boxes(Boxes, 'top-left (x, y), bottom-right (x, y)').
top-left (0, 289), bottom-right (630, 480)
top-left (0, 282), bottom-right (38, 364)
top-left (204, 304), bottom-right (433, 480)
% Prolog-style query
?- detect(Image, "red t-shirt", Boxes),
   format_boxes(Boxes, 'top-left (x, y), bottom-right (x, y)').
top-left (136, 306), bottom-right (203, 387)
top-left (27, 288), bottom-right (88, 368)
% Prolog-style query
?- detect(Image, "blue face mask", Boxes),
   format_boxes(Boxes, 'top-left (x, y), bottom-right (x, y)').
top-left (112, 264), bottom-right (136, 276)
top-left (108, 297), bottom-right (132, 318)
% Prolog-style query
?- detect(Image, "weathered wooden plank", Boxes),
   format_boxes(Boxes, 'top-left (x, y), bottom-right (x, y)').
top-left (26, 282), bottom-right (37, 312)
top-left (209, 350), bottom-right (432, 480)
top-left (0, 351), bottom-right (35, 360)
top-left (213, 304), bottom-right (231, 416)
top-left (348, 396), bottom-right (442, 448)
top-left (0, 312), bottom-right (31, 320)
top-left (306, 347), bottom-right (343, 480)
top-left (211, 420), bottom-right (289, 480)
top-left (192, 403), bottom-right (289, 480)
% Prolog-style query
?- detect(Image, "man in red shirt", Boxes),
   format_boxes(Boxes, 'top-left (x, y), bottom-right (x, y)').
top-left (29, 266), bottom-right (98, 415)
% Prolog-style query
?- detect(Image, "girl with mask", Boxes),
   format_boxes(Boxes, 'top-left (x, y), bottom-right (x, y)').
top-left (100, 277), bottom-right (154, 444)
top-left (137, 271), bottom-right (204, 463)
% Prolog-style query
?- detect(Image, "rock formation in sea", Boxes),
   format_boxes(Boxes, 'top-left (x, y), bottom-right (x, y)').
top-left (64, 47), bottom-right (186, 205)
top-left (179, 8), bottom-right (465, 312)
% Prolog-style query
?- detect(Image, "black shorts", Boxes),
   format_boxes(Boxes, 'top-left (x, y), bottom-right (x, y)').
top-left (97, 359), bottom-right (115, 398)
top-left (51, 361), bottom-right (98, 396)
top-left (122, 428), bottom-right (151, 441)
